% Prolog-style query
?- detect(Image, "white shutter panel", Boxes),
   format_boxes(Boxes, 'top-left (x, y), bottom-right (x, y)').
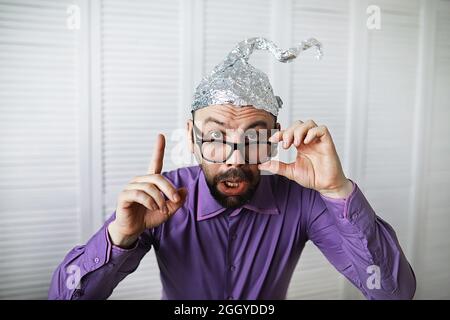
top-left (417, 0), bottom-right (450, 299)
top-left (0, 0), bottom-right (81, 299)
top-left (362, 0), bottom-right (420, 245)
top-left (343, 0), bottom-right (421, 299)
top-left (100, 0), bottom-right (181, 299)
top-left (203, 0), bottom-right (273, 75)
top-left (288, 0), bottom-right (351, 299)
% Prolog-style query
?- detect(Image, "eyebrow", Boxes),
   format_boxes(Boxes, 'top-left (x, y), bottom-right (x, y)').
top-left (203, 117), bottom-right (226, 127)
top-left (245, 120), bottom-right (270, 130)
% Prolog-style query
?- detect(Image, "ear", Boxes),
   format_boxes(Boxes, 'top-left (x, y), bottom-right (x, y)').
top-left (186, 119), bottom-right (194, 154)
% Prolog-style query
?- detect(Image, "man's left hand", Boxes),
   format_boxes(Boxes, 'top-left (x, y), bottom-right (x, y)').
top-left (258, 120), bottom-right (353, 199)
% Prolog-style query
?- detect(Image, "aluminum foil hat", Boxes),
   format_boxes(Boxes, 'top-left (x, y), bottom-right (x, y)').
top-left (191, 37), bottom-right (323, 117)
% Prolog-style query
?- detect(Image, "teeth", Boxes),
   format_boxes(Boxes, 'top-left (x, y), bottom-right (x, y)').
top-left (224, 181), bottom-right (239, 188)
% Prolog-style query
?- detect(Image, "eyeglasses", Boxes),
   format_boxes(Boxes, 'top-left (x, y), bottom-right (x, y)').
top-left (192, 123), bottom-right (278, 164)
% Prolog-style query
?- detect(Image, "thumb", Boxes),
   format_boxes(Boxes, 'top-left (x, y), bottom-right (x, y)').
top-left (258, 160), bottom-right (293, 180)
top-left (166, 187), bottom-right (188, 215)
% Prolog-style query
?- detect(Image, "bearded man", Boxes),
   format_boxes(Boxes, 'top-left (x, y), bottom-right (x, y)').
top-left (49, 38), bottom-right (416, 300)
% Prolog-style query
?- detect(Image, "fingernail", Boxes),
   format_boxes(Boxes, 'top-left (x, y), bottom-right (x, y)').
top-left (173, 193), bottom-right (180, 202)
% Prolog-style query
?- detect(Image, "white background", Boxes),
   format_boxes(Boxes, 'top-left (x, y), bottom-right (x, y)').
top-left (0, 0), bottom-right (449, 299)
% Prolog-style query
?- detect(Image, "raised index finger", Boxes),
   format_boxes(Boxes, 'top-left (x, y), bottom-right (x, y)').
top-left (147, 133), bottom-right (165, 174)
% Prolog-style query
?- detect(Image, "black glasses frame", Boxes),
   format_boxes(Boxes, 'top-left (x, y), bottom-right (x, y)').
top-left (191, 122), bottom-right (278, 164)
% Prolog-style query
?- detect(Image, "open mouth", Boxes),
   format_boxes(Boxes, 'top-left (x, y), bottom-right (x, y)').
top-left (224, 181), bottom-right (239, 188)
top-left (217, 179), bottom-right (249, 196)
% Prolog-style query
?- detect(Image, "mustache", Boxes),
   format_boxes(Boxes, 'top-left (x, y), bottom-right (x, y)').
top-left (214, 167), bottom-right (254, 183)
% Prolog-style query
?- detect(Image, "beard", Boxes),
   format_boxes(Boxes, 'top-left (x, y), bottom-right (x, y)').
top-left (202, 165), bottom-right (260, 209)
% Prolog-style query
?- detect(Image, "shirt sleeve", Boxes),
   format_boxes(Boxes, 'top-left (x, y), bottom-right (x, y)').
top-left (304, 181), bottom-right (416, 300)
top-left (48, 212), bottom-right (153, 300)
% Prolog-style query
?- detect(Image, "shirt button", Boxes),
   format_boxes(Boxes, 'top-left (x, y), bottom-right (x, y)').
top-left (231, 234), bottom-right (237, 240)
top-left (227, 296), bottom-right (234, 300)
top-left (230, 265), bottom-right (236, 271)
top-left (94, 257), bottom-right (100, 264)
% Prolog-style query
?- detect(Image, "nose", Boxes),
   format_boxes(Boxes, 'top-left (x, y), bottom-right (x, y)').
top-left (225, 148), bottom-right (245, 165)
top-left (224, 130), bottom-right (245, 165)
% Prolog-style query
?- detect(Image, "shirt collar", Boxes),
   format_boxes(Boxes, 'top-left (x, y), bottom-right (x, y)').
top-left (196, 169), bottom-right (280, 222)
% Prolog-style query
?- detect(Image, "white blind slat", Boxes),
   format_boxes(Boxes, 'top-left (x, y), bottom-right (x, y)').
top-left (0, 0), bottom-right (81, 299)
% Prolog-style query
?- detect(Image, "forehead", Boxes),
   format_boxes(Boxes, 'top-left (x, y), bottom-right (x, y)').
top-left (194, 104), bottom-right (274, 128)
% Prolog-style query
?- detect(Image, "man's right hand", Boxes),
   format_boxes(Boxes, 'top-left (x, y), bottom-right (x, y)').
top-left (108, 134), bottom-right (187, 248)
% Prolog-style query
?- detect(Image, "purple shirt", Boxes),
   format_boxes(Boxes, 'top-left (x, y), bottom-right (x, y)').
top-left (48, 165), bottom-right (416, 300)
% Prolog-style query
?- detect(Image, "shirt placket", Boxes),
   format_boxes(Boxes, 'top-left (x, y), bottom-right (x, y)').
top-left (225, 207), bottom-right (241, 300)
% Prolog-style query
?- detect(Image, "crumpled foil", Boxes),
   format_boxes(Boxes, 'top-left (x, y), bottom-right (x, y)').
top-left (191, 37), bottom-right (323, 117)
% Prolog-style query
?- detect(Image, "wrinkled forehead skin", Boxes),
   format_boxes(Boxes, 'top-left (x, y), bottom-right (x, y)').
top-left (192, 104), bottom-right (276, 133)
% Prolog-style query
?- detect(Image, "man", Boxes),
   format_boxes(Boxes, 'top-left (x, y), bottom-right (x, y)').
top-left (49, 37), bottom-right (416, 300)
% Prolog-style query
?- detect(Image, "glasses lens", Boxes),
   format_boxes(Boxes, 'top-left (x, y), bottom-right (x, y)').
top-left (201, 141), bottom-right (232, 163)
top-left (246, 142), bottom-right (272, 164)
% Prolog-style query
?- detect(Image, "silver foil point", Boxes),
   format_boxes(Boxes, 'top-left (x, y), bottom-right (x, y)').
top-left (191, 37), bottom-right (323, 117)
